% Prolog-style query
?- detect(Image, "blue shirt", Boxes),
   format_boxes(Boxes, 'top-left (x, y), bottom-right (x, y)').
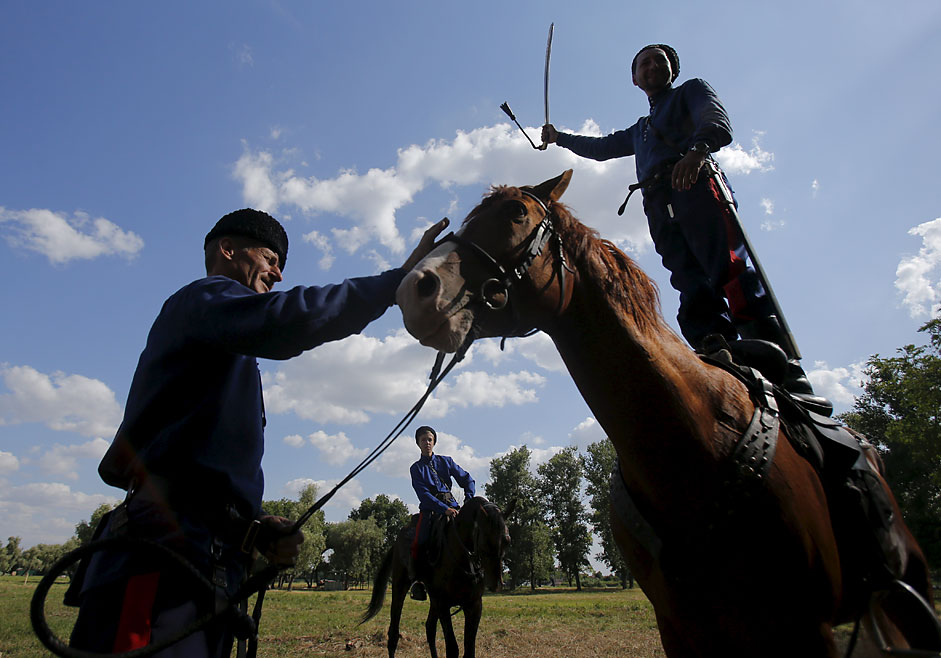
top-left (555, 78), bottom-right (732, 184)
top-left (410, 454), bottom-right (475, 514)
top-left (99, 269), bottom-right (406, 518)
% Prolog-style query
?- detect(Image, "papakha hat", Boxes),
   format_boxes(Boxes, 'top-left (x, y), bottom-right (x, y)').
top-left (631, 44), bottom-right (680, 82)
top-left (204, 208), bottom-right (288, 270)
top-left (415, 425), bottom-right (437, 443)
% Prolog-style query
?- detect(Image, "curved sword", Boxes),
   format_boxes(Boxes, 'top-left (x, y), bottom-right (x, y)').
top-left (538, 22), bottom-right (554, 150)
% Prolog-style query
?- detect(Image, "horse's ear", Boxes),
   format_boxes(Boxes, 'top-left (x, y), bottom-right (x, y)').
top-left (528, 169), bottom-right (573, 204)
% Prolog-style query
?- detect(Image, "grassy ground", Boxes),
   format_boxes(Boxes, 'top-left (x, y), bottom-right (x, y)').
top-left (4, 575), bottom-right (937, 657)
top-left (2, 576), bottom-right (665, 657)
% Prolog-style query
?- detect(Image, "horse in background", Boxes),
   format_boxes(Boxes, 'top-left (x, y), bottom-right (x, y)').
top-left (395, 169), bottom-right (939, 657)
top-left (362, 496), bottom-right (512, 658)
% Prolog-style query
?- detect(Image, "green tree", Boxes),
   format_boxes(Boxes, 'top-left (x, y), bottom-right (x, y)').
top-left (325, 518), bottom-right (384, 589)
top-left (0, 537), bottom-right (23, 575)
top-left (349, 493), bottom-right (410, 554)
top-left (74, 503), bottom-right (116, 545)
top-left (486, 446), bottom-right (553, 590)
top-left (581, 439), bottom-right (632, 588)
top-left (262, 483), bottom-right (327, 589)
top-left (839, 318), bottom-right (941, 566)
top-left (537, 447), bottom-right (592, 590)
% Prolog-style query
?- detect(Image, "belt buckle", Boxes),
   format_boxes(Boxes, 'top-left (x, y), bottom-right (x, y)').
top-left (240, 519), bottom-right (262, 554)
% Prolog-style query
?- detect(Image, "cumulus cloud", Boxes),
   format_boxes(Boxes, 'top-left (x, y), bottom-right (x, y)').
top-left (715, 131), bottom-right (774, 175)
top-left (283, 476), bottom-right (364, 517)
top-left (806, 360), bottom-right (867, 410)
top-left (0, 482), bottom-right (122, 546)
top-left (301, 229), bottom-right (335, 270)
top-left (0, 365), bottom-right (122, 438)
top-left (568, 416), bottom-right (607, 450)
top-left (37, 438), bottom-right (110, 478)
top-left (0, 450), bottom-right (19, 474)
top-left (232, 120), bottom-right (654, 262)
top-left (262, 330), bottom-right (546, 426)
top-left (895, 217), bottom-right (941, 319)
top-left (292, 429), bottom-right (368, 466)
top-left (0, 207), bottom-right (144, 264)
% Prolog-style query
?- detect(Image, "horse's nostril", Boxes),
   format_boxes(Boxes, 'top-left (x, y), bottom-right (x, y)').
top-left (415, 272), bottom-right (438, 299)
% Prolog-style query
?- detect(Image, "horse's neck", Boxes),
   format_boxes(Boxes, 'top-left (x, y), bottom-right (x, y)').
top-left (548, 275), bottom-right (753, 498)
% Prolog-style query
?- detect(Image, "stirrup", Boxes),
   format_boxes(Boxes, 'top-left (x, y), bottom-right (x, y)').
top-left (409, 581), bottom-right (427, 601)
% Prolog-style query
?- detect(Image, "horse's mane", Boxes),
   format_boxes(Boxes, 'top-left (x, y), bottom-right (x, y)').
top-left (476, 186), bottom-right (666, 335)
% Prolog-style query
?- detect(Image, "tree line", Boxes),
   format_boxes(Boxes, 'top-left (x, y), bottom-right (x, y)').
top-left (0, 439), bottom-right (627, 592)
top-left (3, 319), bottom-right (938, 586)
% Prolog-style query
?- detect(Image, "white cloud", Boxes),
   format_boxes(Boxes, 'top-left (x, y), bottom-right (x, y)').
top-left (569, 416), bottom-right (607, 450)
top-left (811, 179), bottom-right (820, 198)
top-left (232, 120), bottom-right (653, 263)
top-left (895, 217), bottom-right (941, 319)
top-left (37, 438), bottom-right (110, 479)
top-left (305, 429), bottom-right (368, 466)
top-left (282, 476), bottom-right (363, 517)
top-left (0, 450), bottom-right (19, 474)
top-left (761, 198), bottom-right (774, 215)
top-left (806, 360), bottom-right (867, 409)
top-left (262, 330), bottom-right (546, 426)
top-left (715, 132), bottom-right (774, 175)
top-left (301, 229), bottom-right (335, 270)
top-left (0, 207), bottom-right (144, 264)
top-left (0, 365), bottom-right (122, 438)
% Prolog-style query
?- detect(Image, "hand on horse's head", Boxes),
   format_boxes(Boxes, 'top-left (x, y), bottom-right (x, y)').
top-left (444, 506), bottom-right (458, 519)
top-left (402, 217), bottom-right (450, 271)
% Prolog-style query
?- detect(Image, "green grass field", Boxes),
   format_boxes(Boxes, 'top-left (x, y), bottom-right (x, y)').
top-left (1, 575), bottom-right (665, 657)
top-left (1, 575), bottom-right (922, 657)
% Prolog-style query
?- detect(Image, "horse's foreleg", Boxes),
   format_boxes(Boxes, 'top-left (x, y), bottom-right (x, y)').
top-left (425, 605), bottom-right (440, 658)
top-left (462, 597), bottom-right (483, 658)
top-left (387, 565), bottom-right (410, 657)
top-left (437, 604), bottom-right (460, 658)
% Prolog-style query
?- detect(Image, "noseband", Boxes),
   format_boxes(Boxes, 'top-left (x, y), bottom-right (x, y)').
top-left (438, 189), bottom-right (571, 337)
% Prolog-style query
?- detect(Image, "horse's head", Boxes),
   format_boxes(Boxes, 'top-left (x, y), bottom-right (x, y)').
top-left (465, 496), bottom-right (514, 592)
top-left (396, 170), bottom-right (576, 353)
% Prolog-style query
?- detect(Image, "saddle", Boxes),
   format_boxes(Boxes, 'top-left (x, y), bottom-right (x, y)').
top-left (700, 344), bottom-right (910, 587)
top-left (611, 344), bottom-right (905, 592)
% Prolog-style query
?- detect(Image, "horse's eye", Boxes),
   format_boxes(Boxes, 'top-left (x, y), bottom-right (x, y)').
top-left (505, 200), bottom-right (528, 222)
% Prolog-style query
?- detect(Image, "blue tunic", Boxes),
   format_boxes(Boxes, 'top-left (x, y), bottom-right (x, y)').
top-left (555, 78), bottom-right (732, 184)
top-left (410, 454), bottom-right (475, 514)
top-left (99, 270), bottom-right (406, 517)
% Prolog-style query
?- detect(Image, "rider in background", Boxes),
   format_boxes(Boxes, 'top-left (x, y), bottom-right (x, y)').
top-left (408, 425), bottom-right (475, 600)
top-left (542, 44), bottom-right (824, 405)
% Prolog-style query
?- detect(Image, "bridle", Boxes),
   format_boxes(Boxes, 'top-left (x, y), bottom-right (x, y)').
top-left (437, 189), bottom-right (573, 339)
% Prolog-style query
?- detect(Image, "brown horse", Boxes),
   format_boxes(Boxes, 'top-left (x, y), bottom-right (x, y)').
top-left (362, 496), bottom-right (513, 658)
top-left (395, 169), bottom-right (938, 657)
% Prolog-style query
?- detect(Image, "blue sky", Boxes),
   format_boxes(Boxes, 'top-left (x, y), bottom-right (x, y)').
top-left (2, 1), bottom-right (940, 567)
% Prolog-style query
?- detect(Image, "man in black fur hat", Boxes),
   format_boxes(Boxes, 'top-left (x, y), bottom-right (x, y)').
top-left (68, 208), bottom-right (448, 656)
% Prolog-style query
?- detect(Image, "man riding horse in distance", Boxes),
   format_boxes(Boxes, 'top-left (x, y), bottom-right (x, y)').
top-left (408, 425), bottom-right (476, 601)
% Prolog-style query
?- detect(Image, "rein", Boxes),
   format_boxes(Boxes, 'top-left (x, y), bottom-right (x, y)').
top-left (30, 333), bottom-right (478, 658)
top-left (439, 189), bottom-right (572, 342)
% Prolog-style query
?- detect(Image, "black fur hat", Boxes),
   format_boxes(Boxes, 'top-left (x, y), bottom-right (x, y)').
top-left (204, 208), bottom-right (288, 270)
top-left (415, 425), bottom-right (437, 444)
top-left (631, 44), bottom-right (680, 82)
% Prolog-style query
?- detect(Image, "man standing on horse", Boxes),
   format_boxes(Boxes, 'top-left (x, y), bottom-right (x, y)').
top-left (67, 208), bottom-right (449, 656)
top-left (542, 44), bottom-right (824, 404)
top-left (408, 425), bottom-right (476, 600)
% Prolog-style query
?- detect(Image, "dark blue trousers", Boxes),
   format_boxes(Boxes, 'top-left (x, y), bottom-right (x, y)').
top-left (644, 172), bottom-right (773, 350)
